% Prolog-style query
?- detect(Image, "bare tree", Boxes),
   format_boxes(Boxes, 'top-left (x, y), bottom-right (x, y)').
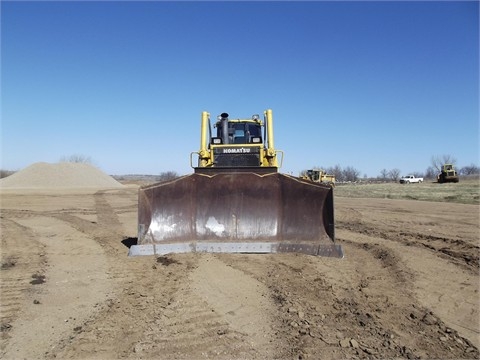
top-left (327, 165), bottom-right (344, 182)
top-left (0, 170), bottom-right (15, 179)
top-left (431, 155), bottom-right (457, 172)
top-left (388, 168), bottom-right (401, 181)
top-left (156, 171), bottom-right (179, 182)
top-left (60, 154), bottom-right (93, 164)
top-left (380, 169), bottom-right (389, 181)
top-left (459, 164), bottom-right (480, 175)
top-left (424, 166), bottom-right (437, 179)
top-left (343, 166), bottom-right (361, 182)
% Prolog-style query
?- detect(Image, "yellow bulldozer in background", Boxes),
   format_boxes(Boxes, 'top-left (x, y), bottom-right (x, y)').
top-left (302, 169), bottom-right (336, 187)
top-left (437, 164), bottom-right (459, 183)
top-left (130, 109), bottom-right (343, 258)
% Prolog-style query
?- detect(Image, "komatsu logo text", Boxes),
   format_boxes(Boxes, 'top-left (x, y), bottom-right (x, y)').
top-left (222, 148), bottom-right (251, 154)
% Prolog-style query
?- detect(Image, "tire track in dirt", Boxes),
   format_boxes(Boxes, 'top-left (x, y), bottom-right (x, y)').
top-left (93, 190), bottom-right (124, 235)
top-left (51, 253), bottom-right (239, 359)
top-left (130, 254), bottom-right (286, 359)
top-left (221, 250), bottom-right (479, 359)
top-left (0, 190), bottom-right (136, 359)
top-left (126, 256), bottom-right (271, 359)
top-left (0, 218), bottom-right (47, 355)
top-left (188, 255), bottom-right (279, 357)
top-left (49, 190), bottom-right (135, 257)
top-left (338, 229), bottom-right (480, 352)
top-left (54, 253), bottom-right (286, 359)
top-left (1, 215), bottom-right (112, 359)
top-left (55, 249), bottom-right (284, 359)
top-left (50, 254), bottom-right (190, 359)
top-left (338, 220), bottom-right (479, 273)
top-left (43, 190), bottom-right (143, 358)
top-left (40, 189), bottom-right (237, 359)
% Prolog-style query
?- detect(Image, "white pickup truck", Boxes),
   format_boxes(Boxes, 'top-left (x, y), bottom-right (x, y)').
top-left (399, 175), bottom-right (424, 184)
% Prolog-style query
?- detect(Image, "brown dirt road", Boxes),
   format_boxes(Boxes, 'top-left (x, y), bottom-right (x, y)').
top-left (1, 186), bottom-right (478, 359)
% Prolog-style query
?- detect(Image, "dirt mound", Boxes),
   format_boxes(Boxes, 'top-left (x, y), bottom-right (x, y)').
top-left (0, 162), bottom-right (124, 189)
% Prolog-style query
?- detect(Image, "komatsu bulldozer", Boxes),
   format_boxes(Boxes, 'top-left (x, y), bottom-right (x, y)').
top-left (129, 109), bottom-right (343, 258)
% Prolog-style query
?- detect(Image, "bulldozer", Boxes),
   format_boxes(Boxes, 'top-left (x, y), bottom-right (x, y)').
top-left (129, 109), bottom-right (343, 258)
top-left (302, 169), bottom-right (336, 187)
top-left (437, 164), bottom-right (459, 183)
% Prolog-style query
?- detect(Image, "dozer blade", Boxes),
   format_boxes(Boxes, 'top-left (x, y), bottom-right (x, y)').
top-left (130, 172), bottom-right (343, 258)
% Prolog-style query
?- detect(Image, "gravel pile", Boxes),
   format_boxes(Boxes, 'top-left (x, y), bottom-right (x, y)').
top-left (0, 162), bottom-right (124, 189)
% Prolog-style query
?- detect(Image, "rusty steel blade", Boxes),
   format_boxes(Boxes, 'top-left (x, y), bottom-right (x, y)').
top-left (135, 172), bottom-right (341, 257)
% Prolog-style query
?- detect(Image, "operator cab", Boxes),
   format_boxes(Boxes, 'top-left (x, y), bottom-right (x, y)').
top-left (229, 123), bottom-right (262, 144)
top-left (211, 113), bottom-right (263, 145)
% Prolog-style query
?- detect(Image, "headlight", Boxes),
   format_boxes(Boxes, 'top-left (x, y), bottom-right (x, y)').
top-left (251, 137), bottom-right (261, 143)
top-left (252, 114), bottom-right (260, 120)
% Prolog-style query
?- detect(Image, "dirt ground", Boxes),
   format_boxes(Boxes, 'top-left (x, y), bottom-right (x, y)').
top-left (1, 186), bottom-right (478, 359)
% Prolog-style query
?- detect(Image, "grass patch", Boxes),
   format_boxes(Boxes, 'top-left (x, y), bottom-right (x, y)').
top-left (335, 178), bottom-right (480, 205)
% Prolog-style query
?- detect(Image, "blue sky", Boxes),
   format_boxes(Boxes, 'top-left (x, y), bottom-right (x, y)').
top-left (2, 1), bottom-right (478, 177)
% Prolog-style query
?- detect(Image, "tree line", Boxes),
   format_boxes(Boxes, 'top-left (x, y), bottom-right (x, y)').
top-left (1, 154), bottom-right (478, 182)
top-left (305, 155), bottom-right (480, 183)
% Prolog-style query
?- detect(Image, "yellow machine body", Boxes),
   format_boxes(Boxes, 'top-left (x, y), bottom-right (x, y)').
top-left (195, 109), bottom-right (280, 169)
top-left (437, 164), bottom-right (459, 183)
top-left (302, 169), bottom-right (336, 187)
